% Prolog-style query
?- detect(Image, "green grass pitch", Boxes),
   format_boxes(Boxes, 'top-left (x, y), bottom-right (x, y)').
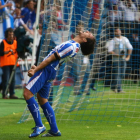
top-left (0, 83), bottom-right (140, 140)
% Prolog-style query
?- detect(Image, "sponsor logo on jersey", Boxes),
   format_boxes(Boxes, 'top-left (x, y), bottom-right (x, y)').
top-left (64, 49), bottom-right (72, 55)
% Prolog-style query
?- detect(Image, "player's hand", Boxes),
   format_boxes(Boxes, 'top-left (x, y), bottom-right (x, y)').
top-left (31, 65), bottom-right (36, 69)
top-left (28, 69), bottom-right (35, 77)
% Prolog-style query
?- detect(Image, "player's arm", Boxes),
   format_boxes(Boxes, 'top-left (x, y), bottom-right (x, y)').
top-left (28, 52), bottom-right (60, 77)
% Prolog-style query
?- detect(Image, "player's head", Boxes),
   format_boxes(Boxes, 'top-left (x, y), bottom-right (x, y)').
top-left (79, 31), bottom-right (96, 55)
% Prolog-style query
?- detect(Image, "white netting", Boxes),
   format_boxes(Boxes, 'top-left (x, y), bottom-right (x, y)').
top-left (19, 0), bottom-right (140, 124)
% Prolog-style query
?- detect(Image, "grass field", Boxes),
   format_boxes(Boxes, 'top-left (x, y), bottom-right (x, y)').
top-left (1, 113), bottom-right (140, 140)
top-left (0, 83), bottom-right (140, 140)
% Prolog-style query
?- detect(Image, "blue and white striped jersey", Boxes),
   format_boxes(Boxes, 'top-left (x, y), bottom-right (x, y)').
top-left (0, 0), bottom-right (14, 39)
top-left (43, 40), bottom-right (80, 70)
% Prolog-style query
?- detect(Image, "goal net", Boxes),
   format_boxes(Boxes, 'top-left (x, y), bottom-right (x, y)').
top-left (19, 0), bottom-right (140, 124)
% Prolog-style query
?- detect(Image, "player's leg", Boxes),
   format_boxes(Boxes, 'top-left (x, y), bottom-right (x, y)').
top-left (36, 77), bottom-right (61, 137)
top-left (37, 93), bottom-right (61, 137)
top-left (24, 88), bottom-right (46, 138)
top-left (24, 88), bottom-right (44, 127)
top-left (23, 70), bottom-right (47, 138)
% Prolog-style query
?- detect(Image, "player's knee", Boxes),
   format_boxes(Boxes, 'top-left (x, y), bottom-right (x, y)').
top-left (37, 93), bottom-right (48, 105)
top-left (23, 88), bottom-right (34, 100)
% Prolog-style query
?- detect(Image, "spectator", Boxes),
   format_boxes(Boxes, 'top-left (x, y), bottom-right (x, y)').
top-left (15, 0), bottom-right (24, 8)
top-left (119, 0), bottom-right (137, 21)
top-left (106, 28), bottom-right (133, 93)
top-left (135, 5), bottom-right (140, 22)
top-left (39, 0), bottom-right (45, 23)
top-left (119, 0), bottom-right (137, 34)
top-left (109, 5), bottom-right (122, 27)
top-left (21, 0), bottom-right (35, 29)
top-left (0, 0), bottom-right (14, 39)
top-left (55, 0), bottom-right (67, 30)
top-left (30, 3), bottom-right (36, 29)
top-left (0, 0), bottom-right (12, 9)
top-left (5, 0), bottom-right (16, 14)
top-left (13, 8), bottom-right (25, 29)
top-left (0, 28), bottom-right (18, 99)
top-left (135, 4), bottom-right (140, 32)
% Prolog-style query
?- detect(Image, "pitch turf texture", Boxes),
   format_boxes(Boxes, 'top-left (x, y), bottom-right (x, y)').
top-left (0, 84), bottom-right (140, 140)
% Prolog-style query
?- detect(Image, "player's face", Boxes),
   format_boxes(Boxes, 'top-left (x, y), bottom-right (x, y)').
top-left (79, 31), bottom-right (94, 40)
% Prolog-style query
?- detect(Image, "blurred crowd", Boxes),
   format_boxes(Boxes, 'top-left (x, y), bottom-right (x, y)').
top-left (0, 0), bottom-right (68, 43)
top-left (104, 0), bottom-right (140, 37)
top-left (0, 0), bottom-right (40, 99)
top-left (0, 0), bottom-right (69, 99)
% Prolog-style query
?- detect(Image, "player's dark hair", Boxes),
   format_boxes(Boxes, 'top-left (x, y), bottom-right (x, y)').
top-left (5, 28), bottom-right (14, 38)
top-left (80, 37), bottom-right (96, 55)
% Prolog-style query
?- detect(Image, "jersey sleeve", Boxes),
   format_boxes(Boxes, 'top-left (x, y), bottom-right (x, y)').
top-left (57, 43), bottom-right (73, 58)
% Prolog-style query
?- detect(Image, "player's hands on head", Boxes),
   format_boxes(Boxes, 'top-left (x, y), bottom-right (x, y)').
top-left (28, 69), bottom-right (35, 77)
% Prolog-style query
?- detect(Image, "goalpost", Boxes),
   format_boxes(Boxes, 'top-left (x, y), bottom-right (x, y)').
top-left (19, 0), bottom-right (140, 124)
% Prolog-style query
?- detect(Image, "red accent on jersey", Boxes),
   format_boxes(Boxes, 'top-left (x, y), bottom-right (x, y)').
top-left (76, 48), bottom-right (79, 53)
